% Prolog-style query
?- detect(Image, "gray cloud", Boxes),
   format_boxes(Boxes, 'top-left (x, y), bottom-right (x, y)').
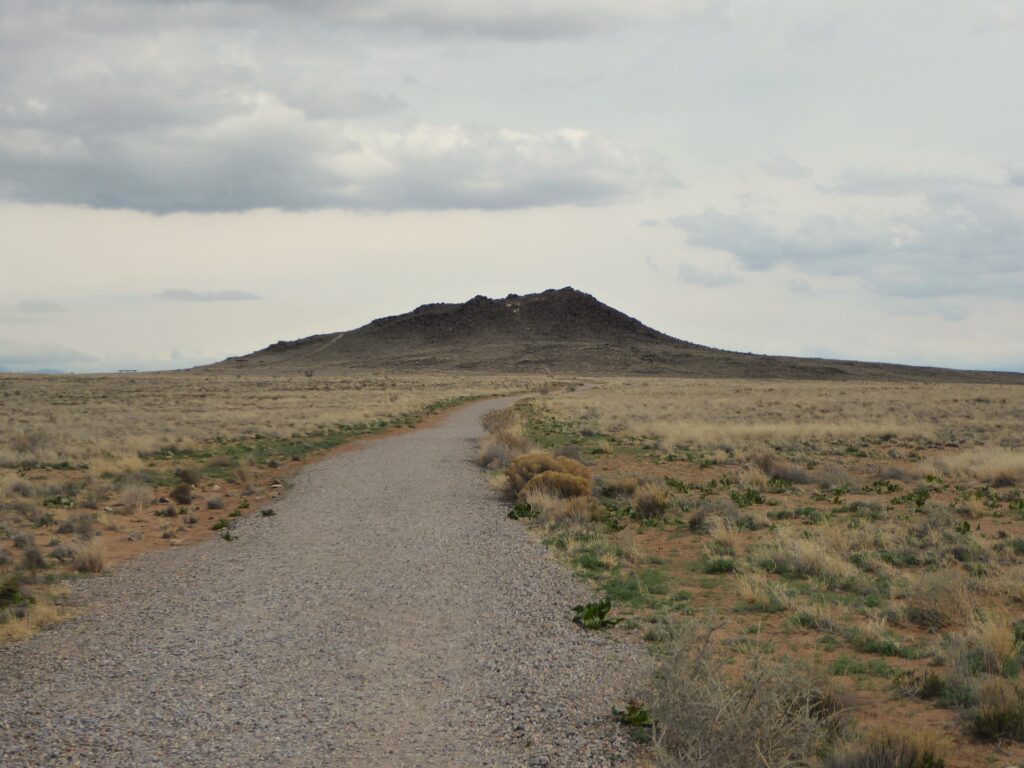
top-left (672, 171), bottom-right (1024, 298)
top-left (156, 289), bottom-right (262, 302)
top-left (14, 299), bottom-right (63, 312)
top-left (0, 1), bottom-right (676, 212)
top-left (676, 264), bottom-right (742, 287)
top-left (758, 155), bottom-right (812, 179)
top-left (175, 0), bottom-right (726, 39)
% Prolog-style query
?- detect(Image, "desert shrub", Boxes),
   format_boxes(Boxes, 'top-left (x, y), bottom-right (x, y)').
top-left (477, 433), bottom-right (531, 469)
top-left (506, 452), bottom-right (591, 495)
top-left (756, 531), bottom-right (858, 586)
top-left (12, 532), bottom-right (33, 549)
top-left (80, 477), bottom-right (112, 509)
top-left (0, 575), bottom-right (30, 609)
top-left (72, 542), bottom-right (105, 573)
top-left (754, 453), bottom-right (814, 484)
top-left (169, 482), bottom-right (193, 505)
top-left (49, 545), bottom-right (75, 563)
top-left (206, 495), bottom-right (225, 510)
top-left (8, 480), bottom-right (34, 498)
top-left (943, 614), bottom-right (1022, 677)
top-left (705, 516), bottom-right (743, 557)
top-left (966, 678), bottom-right (1024, 741)
top-left (736, 572), bottom-right (790, 612)
top-left (232, 461), bottom-right (256, 493)
top-left (816, 464), bottom-right (854, 490)
top-left (632, 481), bottom-right (669, 520)
top-left (825, 728), bottom-right (946, 768)
top-left (174, 466), bottom-right (202, 485)
top-left (905, 571), bottom-right (975, 630)
top-left (737, 465), bottom-right (770, 492)
top-left (120, 483), bottom-right (151, 512)
top-left (477, 407), bottom-right (532, 468)
top-left (553, 444), bottom-right (584, 462)
top-left (0, 548), bottom-right (9, 566)
top-left (21, 546), bottom-right (46, 570)
top-left (520, 489), bottom-right (603, 523)
top-left (480, 406), bottom-right (519, 434)
top-left (597, 476), bottom-right (640, 497)
top-left (519, 470), bottom-right (592, 500)
top-left (58, 510), bottom-right (96, 540)
top-left (693, 496), bottom-right (768, 531)
top-left (649, 620), bottom-right (847, 767)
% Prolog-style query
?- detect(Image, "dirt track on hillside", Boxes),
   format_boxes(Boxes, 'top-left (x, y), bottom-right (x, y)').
top-left (0, 397), bottom-right (641, 767)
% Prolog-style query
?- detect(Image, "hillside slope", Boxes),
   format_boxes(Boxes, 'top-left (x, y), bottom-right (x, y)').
top-left (210, 288), bottom-right (1022, 383)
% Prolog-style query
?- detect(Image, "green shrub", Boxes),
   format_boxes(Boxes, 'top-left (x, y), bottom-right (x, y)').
top-left (966, 679), bottom-right (1024, 741)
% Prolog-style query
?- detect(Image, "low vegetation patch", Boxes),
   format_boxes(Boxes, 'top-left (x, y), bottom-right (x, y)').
top-left (490, 380), bottom-right (1024, 765)
top-left (649, 620), bottom-right (847, 767)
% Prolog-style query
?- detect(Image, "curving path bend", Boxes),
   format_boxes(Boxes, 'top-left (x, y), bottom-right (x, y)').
top-left (0, 397), bottom-right (641, 767)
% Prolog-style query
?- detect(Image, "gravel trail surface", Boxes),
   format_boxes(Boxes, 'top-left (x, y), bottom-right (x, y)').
top-left (0, 397), bottom-right (642, 767)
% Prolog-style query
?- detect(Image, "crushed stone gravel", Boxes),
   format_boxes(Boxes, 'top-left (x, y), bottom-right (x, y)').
top-left (0, 396), bottom-right (645, 767)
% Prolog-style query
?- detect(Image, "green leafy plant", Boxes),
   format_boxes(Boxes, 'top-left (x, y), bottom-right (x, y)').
top-left (507, 502), bottom-right (537, 520)
top-left (260, 507), bottom-right (276, 517)
top-left (572, 598), bottom-right (622, 629)
top-left (211, 518), bottom-right (228, 530)
top-left (731, 488), bottom-right (765, 508)
top-left (613, 699), bottom-right (652, 727)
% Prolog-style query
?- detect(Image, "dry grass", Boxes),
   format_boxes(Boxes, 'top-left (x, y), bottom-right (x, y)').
top-left (631, 481), bottom-right (670, 520)
top-left (520, 489), bottom-right (603, 524)
top-left (649, 619), bottom-right (847, 767)
top-left (477, 407), bottom-right (532, 468)
top-left (0, 599), bottom-right (67, 644)
top-left (0, 372), bottom-right (535, 472)
top-left (756, 530), bottom-right (859, 587)
top-left (505, 452), bottom-right (591, 495)
top-left (72, 542), bottom-right (105, 573)
top-left (519, 470), bottom-right (591, 500)
top-left (491, 377), bottom-right (1024, 763)
top-left (905, 571), bottom-right (976, 630)
top-left (934, 447), bottom-right (1024, 487)
top-left (536, 378), bottom-right (1024, 453)
top-left (825, 728), bottom-right (948, 768)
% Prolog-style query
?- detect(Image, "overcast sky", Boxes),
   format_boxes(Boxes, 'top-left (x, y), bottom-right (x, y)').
top-left (2, 0), bottom-right (1022, 372)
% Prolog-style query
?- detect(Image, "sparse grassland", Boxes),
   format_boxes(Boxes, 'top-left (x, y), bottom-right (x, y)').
top-left (0, 371), bottom-right (542, 642)
top-left (481, 378), bottom-right (1024, 768)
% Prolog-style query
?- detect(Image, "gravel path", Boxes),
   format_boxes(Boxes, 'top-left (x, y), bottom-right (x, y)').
top-left (0, 397), bottom-right (643, 767)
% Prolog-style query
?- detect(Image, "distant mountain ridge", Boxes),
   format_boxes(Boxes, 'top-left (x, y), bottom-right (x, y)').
top-left (210, 287), bottom-right (1023, 383)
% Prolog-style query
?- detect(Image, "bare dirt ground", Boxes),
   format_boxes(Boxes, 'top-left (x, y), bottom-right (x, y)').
top-left (0, 397), bottom-right (641, 767)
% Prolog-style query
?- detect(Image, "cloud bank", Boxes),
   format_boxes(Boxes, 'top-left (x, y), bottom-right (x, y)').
top-left (155, 289), bottom-right (262, 302)
top-left (0, 0), bottom-right (678, 213)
